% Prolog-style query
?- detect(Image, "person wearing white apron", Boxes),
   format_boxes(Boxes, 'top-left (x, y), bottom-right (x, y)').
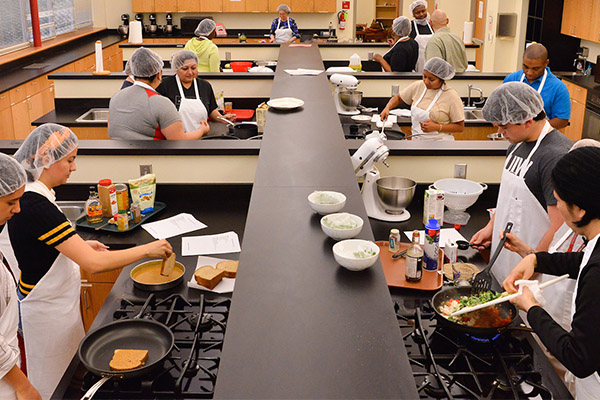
top-left (269, 4), bottom-right (299, 44)
top-left (0, 153), bottom-right (40, 400)
top-left (175, 74), bottom-right (208, 132)
top-left (373, 17), bottom-right (418, 73)
top-left (504, 146), bottom-right (600, 399)
top-left (380, 57), bottom-right (464, 141)
top-left (409, 0), bottom-right (434, 73)
top-left (7, 124), bottom-right (172, 399)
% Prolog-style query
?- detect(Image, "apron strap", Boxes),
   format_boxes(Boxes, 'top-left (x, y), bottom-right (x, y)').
top-left (520, 69), bottom-right (548, 94)
top-left (414, 85), bottom-right (443, 111)
top-left (175, 75), bottom-right (201, 101)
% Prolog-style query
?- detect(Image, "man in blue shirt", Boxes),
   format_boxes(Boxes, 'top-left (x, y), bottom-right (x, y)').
top-left (504, 44), bottom-right (570, 130)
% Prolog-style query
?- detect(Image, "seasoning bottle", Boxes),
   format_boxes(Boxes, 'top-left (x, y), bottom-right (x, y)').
top-left (406, 230), bottom-right (423, 282)
top-left (98, 179), bottom-right (118, 218)
top-left (85, 186), bottom-right (103, 224)
top-left (130, 202), bottom-right (142, 224)
top-left (116, 210), bottom-right (129, 231)
top-left (424, 218), bottom-right (441, 271)
top-left (388, 228), bottom-right (401, 253)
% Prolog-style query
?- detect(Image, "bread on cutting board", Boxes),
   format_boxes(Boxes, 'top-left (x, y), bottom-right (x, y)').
top-left (216, 260), bottom-right (239, 278)
top-left (194, 266), bottom-right (225, 289)
top-left (109, 349), bottom-right (149, 371)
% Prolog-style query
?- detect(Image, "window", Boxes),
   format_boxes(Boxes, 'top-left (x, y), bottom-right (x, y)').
top-left (0, 0), bottom-right (29, 54)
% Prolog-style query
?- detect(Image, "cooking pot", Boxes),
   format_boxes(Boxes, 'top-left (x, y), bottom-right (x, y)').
top-left (229, 122), bottom-right (258, 139)
top-left (130, 259), bottom-right (185, 292)
top-left (163, 24), bottom-right (174, 34)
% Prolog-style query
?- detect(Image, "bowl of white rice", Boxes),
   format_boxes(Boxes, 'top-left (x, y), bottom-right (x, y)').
top-left (320, 212), bottom-right (363, 240)
top-left (308, 191), bottom-right (346, 214)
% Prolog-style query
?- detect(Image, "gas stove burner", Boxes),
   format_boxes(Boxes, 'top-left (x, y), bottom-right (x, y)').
top-left (182, 359), bottom-right (200, 377)
top-left (466, 333), bottom-right (501, 343)
top-left (190, 312), bottom-right (213, 332)
top-left (411, 327), bottom-right (426, 344)
top-left (493, 374), bottom-right (512, 392)
top-left (422, 373), bottom-right (451, 398)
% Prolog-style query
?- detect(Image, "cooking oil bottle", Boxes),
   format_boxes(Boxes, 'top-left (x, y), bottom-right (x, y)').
top-left (85, 186), bottom-right (103, 224)
top-left (405, 230), bottom-right (423, 282)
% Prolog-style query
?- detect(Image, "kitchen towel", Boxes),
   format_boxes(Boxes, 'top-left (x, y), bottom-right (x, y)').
top-left (284, 68), bottom-right (324, 76)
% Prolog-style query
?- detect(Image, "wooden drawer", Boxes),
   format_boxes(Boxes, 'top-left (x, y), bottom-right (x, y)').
top-left (25, 76), bottom-right (45, 97)
top-left (0, 92), bottom-right (10, 111)
top-left (9, 85), bottom-right (27, 105)
top-left (81, 267), bottom-right (124, 283)
top-left (563, 80), bottom-right (587, 104)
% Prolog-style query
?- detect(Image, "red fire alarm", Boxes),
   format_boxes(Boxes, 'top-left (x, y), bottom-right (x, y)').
top-left (342, 1), bottom-right (350, 9)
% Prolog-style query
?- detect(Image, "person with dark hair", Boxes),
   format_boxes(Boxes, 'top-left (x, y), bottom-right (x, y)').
top-left (503, 43), bottom-right (570, 130)
top-left (504, 146), bottom-right (600, 399)
top-left (374, 16), bottom-right (418, 72)
top-left (407, 0), bottom-right (434, 72)
top-left (471, 82), bottom-right (572, 286)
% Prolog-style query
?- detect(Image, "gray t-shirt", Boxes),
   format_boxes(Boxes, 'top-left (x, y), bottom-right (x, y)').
top-left (505, 129), bottom-right (572, 210)
top-left (108, 85), bottom-right (181, 140)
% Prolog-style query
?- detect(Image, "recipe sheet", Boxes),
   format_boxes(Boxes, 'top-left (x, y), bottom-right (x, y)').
top-left (181, 231), bottom-right (241, 256)
top-left (141, 213), bottom-right (207, 239)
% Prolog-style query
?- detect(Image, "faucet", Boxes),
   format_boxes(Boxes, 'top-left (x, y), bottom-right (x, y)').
top-left (467, 84), bottom-right (484, 108)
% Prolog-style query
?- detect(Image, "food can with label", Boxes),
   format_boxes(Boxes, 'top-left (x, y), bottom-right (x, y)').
top-left (117, 211), bottom-right (129, 231)
top-left (115, 184), bottom-right (129, 212)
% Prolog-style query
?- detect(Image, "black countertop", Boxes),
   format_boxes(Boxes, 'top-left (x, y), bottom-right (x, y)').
top-left (560, 73), bottom-right (600, 94)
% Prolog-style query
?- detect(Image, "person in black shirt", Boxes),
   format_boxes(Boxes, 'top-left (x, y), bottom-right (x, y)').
top-left (374, 16), bottom-right (418, 72)
top-left (504, 147), bottom-right (600, 398)
top-left (408, 0), bottom-right (434, 72)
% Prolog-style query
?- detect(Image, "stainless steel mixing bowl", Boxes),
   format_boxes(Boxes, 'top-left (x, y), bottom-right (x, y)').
top-left (375, 177), bottom-right (416, 215)
top-left (339, 89), bottom-right (363, 111)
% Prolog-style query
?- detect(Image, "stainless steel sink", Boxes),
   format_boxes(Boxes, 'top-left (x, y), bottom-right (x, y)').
top-left (463, 109), bottom-right (485, 121)
top-left (56, 201), bottom-right (86, 222)
top-left (75, 108), bottom-right (109, 123)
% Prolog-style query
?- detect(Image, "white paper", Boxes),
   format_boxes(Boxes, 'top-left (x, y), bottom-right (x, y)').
top-left (141, 213), bottom-right (207, 239)
top-left (389, 109), bottom-right (412, 118)
top-left (371, 114), bottom-right (397, 124)
top-left (181, 231), bottom-right (241, 256)
top-left (403, 228), bottom-right (467, 247)
top-left (284, 68), bottom-right (324, 76)
top-left (187, 256), bottom-right (236, 293)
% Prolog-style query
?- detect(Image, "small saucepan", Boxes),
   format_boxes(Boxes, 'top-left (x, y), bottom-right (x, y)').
top-left (228, 122), bottom-right (258, 139)
top-left (130, 259), bottom-right (185, 291)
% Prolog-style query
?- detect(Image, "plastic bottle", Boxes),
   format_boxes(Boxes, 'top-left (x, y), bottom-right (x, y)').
top-left (349, 53), bottom-right (362, 72)
top-left (388, 228), bottom-right (401, 253)
top-left (85, 186), bottom-right (103, 224)
top-left (406, 230), bottom-right (423, 282)
top-left (424, 218), bottom-right (441, 271)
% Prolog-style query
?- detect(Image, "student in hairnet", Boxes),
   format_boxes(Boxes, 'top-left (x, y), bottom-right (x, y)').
top-left (108, 47), bottom-right (210, 140)
top-left (374, 17), bottom-right (418, 72)
top-left (408, 0), bottom-right (434, 72)
top-left (380, 57), bottom-right (464, 140)
top-left (184, 19), bottom-right (220, 72)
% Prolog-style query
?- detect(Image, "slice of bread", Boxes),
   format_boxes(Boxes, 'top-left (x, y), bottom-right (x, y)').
top-left (216, 260), bottom-right (239, 278)
top-left (194, 266), bottom-right (225, 289)
top-left (109, 349), bottom-right (149, 371)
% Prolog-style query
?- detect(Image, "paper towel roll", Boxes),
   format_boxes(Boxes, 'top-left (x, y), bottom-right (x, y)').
top-left (129, 20), bottom-right (143, 45)
top-left (94, 41), bottom-right (104, 73)
top-left (463, 21), bottom-right (474, 44)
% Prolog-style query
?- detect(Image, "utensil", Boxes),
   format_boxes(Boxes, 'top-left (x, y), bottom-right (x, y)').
top-left (392, 249), bottom-right (407, 259)
top-left (160, 253), bottom-right (176, 277)
top-left (228, 122), bottom-right (258, 139)
top-left (218, 116), bottom-right (235, 126)
top-left (455, 240), bottom-right (477, 250)
top-left (472, 221), bottom-right (513, 292)
top-left (450, 274), bottom-right (570, 316)
top-left (94, 220), bottom-right (113, 231)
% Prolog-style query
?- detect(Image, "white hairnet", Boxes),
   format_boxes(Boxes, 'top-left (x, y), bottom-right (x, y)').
top-left (424, 57), bottom-right (455, 80)
top-left (123, 58), bottom-right (132, 75)
top-left (129, 47), bottom-right (164, 78)
top-left (392, 16), bottom-right (411, 37)
top-left (410, 0), bottom-right (428, 13)
top-left (482, 82), bottom-right (544, 125)
top-left (0, 153), bottom-right (26, 197)
top-left (171, 50), bottom-right (198, 71)
top-left (277, 4), bottom-right (291, 13)
top-left (13, 124), bottom-right (78, 182)
top-left (195, 19), bottom-right (216, 37)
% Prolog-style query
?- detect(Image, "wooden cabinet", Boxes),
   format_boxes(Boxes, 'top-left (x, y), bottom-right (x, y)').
top-left (155, 0), bottom-right (178, 11)
top-left (268, 0), bottom-right (280, 12)
top-left (10, 100), bottom-right (31, 140)
top-left (178, 0), bottom-right (200, 11)
top-left (0, 105), bottom-right (14, 140)
top-left (562, 80), bottom-right (587, 141)
top-left (132, 0), bottom-right (154, 12)
top-left (223, 0), bottom-right (245, 12)
top-left (561, 0), bottom-right (600, 42)
top-left (375, 0), bottom-right (399, 27)
top-left (8, 80), bottom-right (55, 139)
top-left (80, 267), bottom-right (123, 332)
top-left (201, 0), bottom-right (223, 11)
top-left (314, 0), bottom-right (335, 13)
top-left (291, 0), bottom-right (314, 12)
top-left (246, 0), bottom-right (268, 12)
top-left (74, 54), bottom-right (95, 72)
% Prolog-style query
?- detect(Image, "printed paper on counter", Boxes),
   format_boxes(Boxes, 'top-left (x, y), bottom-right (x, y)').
top-left (284, 68), bottom-right (324, 76)
top-left (403, 228), bottom-right (467, 247)
top-left (182, 231), bottom-right (241, 256)
top-left (141, 213), bottom-right (207, 239)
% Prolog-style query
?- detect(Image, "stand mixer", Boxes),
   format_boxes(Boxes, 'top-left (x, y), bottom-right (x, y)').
top-left (330, 73), bottom-right (362, 115)
top-left (351, 132), bottom-right (416, 221)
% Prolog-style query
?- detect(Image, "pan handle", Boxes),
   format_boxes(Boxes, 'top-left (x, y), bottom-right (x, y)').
top-left (81, 376), bottom-right (112, 400)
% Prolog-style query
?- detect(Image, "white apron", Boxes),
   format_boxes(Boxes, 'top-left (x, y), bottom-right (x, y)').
top-left (491, 121), bottom-right (553, 286)
top-left (520, 68), bottom-right (548, 95)
top-left (175, 74), bottom-right (208, 132)
top-left (381, 36), bottom-right (409, 72)
top-left (0, 254), bottom-right (20, 400)
top-left (274, 18), bottom-right (294, 43)
top-left (413, 19), bottom-right (433, 73)
top-left (411, 85), bottom-right (453, 141)
top-left (18, 181), bottom-right (84, 400)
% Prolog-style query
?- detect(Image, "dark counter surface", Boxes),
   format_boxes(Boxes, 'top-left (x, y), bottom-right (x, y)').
top-left (560, 72), bottom-right (600, 94)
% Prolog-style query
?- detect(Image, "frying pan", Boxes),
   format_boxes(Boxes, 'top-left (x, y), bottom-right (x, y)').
top-left (432, 286), bottom-right (521, 336)
top-left (78, 312), bottom-right (174, 399)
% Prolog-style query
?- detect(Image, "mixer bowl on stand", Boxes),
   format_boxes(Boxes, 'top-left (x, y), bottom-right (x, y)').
top-left (339, 89), bottom-right (362, 112)
top-left (374, 176), bottom-right (416, 216)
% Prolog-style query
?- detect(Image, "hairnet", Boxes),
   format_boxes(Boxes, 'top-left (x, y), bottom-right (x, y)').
top-left (392, 16), bottom-right (411, 37)
top-left (128, 47), bottom-right (164, 78)
top-left (0, 153), bottom-right (26, 197)
top-left (123, 59), bottom-right (132, 75)
top-left (171, 50), bottom-right (198, 71)
top-left (410, 0), bottom-right (428, 14)
top-left (13, 124), bottom-right (78, 182)
top-left (194, 19), bottom-right (216, 37)
top-left (482, 82), bottom-right (544, 125)
top-left (277, 4), bottom-right (291, 13)
top-left (424, 57), bottom-right (455, 80)
top-left (571, 138), bottom-right (600, 151)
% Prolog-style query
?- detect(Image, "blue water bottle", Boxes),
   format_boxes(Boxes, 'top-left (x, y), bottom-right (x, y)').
top-left (424, 218), bottom-right (440, 271)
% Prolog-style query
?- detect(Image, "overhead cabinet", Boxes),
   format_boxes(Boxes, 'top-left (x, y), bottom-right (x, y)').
top-left (561, 0), bottom-right (600, 42)
top-left (133, 0), bottom-right (334, 12)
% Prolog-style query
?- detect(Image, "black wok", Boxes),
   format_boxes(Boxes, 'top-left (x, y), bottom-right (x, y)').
top-left (432, 286), bottom-right (520, 336)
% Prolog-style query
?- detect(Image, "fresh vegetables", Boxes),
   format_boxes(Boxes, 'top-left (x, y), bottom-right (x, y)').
top-left (353, 248), bottom-right (377, 259)
top-left (312, 192), bottom-right (342, 205)
top-left (322, 213), bottom-right (359, 230)
top-left (440, 291), bottom-right (512, 328)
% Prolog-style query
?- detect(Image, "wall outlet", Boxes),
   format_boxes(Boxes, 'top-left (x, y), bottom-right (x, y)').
top-left (454, 163), bottom-right (467, 179)
top-left (139, 164), bottom-right (153, 176)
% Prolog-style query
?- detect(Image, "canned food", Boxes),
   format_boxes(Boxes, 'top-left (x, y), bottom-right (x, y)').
top-left (117, 211), bottom-right (129, 231)
top-left (115, 184), bottom-right (129, 212)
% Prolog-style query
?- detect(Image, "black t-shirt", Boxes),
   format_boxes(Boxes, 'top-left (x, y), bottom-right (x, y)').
top-left (156, 75), bottom-right (218, 115)
top-left (8, 192), bottom-right (75, 296)
top-left (383, 39), bottom-right (419, 72)
top-left (409, 20), bottom-right (434, 39)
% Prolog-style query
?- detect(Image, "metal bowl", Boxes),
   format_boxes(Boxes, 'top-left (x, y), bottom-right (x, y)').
top-left (375, 177), bottom-right (416, 215)
top-left (339, 89), bottom-right (363, 111)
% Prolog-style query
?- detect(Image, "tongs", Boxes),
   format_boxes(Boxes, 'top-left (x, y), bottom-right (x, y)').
top-left (471, 221), bottom-right (512, 292)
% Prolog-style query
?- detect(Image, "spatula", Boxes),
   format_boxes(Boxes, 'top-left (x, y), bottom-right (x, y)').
top-left (160, 253), bottom-right (176, 277)
top-left (471, 221), bottom-right (513, 292)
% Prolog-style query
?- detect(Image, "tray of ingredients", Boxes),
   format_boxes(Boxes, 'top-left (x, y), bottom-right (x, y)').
top-left (76, 202), bottom-right (166, 233)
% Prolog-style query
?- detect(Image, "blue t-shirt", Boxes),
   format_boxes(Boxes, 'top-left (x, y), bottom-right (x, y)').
top-left (269, 18), bottom-right (300, 38)
top-left (503, 67), bottom-right (571, 120)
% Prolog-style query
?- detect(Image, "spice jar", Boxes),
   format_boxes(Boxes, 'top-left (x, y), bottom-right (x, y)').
top-left (130, 203), bottom-right (142, 224)
top-left (116, 211), bottom-right (129, 231)
top-left (98, 179), bottom-right (118, 218)
top-left (388, 228), bottom-right (401, 253)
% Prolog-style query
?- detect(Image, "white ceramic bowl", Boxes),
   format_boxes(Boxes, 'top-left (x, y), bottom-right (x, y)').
top-left (431, 178), bottom-right (488, 211)
top-left (308, 191), bottom-right (346, 214)
top-left (320, 213), bottom-right (364, 240)
top-left (333, 239), bottom-right (380, 271)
